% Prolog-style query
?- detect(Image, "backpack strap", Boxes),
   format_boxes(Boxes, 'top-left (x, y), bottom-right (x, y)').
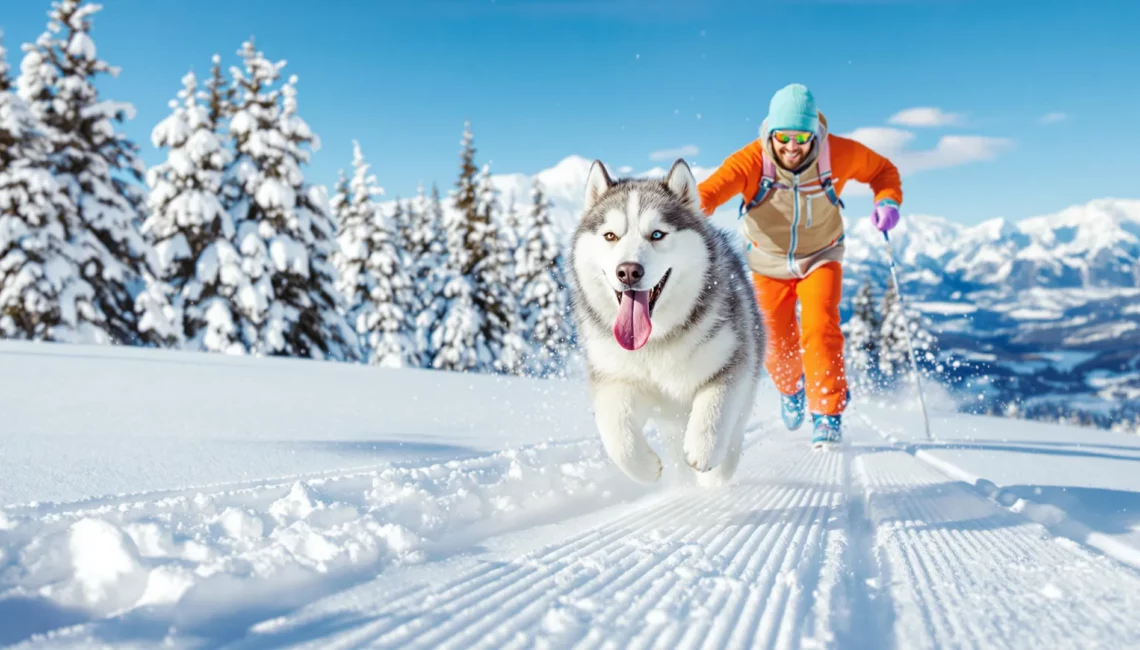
top-left (739, 134), bottom-right (846, 217)
top-left (816, 135), bottom-right (845, 209)
top-left (739, 153), bottom-right (778, 218)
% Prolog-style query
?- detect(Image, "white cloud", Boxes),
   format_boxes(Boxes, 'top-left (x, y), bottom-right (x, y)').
top-left (648, 144), bottom-right (699, 162)
top-left (887, 107), bottom-right (965, 128)
top-left (842, 127), bottom-right (1012, 175)
top-left (843, 127), bottom-right (916, 154)
top-left (1039, 111), bottom-right (1068, 125)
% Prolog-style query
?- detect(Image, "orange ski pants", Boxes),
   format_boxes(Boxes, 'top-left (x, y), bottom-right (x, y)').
top-left (753, 262), bottom-right (849, 416)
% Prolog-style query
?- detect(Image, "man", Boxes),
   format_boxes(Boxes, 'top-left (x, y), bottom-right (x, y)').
top-left (697, 83), bottom-right (902, 447)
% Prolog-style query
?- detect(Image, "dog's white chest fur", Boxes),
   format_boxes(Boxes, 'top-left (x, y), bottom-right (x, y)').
top-left (585, 317), bottom-right (739, 405)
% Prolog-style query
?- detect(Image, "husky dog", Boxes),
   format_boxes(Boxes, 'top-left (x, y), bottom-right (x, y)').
top-left (568, 158), bottom-right (766, 486)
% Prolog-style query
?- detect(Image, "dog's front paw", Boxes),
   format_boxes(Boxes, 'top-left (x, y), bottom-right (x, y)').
top-left (611, 447), bottom-right (663, 485)
top-left (683, 430), bottom-right (728, 473)
top-left (683, 435), bottom-right (714, 472)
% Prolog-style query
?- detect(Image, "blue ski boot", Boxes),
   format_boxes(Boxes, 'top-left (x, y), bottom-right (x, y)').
top-left (811, 413), bottom-right (843, 450)
top-left (781, 384), bottom-right (806, 431)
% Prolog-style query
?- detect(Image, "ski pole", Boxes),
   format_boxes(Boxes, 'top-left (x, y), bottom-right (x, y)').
top-left (882, 231), bottom-right (933, 441)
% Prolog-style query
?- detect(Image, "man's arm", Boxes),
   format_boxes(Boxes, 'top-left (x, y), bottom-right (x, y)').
top-left (831, 134), bottom-right (903, 206)
top-left (697, 143), bottom-right (759, 217)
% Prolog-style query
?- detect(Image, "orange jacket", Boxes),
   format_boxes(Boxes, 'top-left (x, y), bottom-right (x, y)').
top-left (697, 135), bottom-right (903, 217)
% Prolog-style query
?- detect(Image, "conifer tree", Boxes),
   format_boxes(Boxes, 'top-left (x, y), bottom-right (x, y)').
top-left (430, 198), bottom-right (482, 371)
top-left (390, 196), bottom-right (424, 365)
top-left (17, 0), bottom-right (173, 345)
top-left (0, 30), bottom-right (97, 342)
top-left (842, 278), bottom-right (880, 387)
top-left (227, 39), bottom-right (357, 361)
top-left (143, 61), bottom-right (250, 352)
top-left (332, 141), bottom-right (414, 366)
top-left (878, 276), bottom-right (937, 381)
top-left (412, 184), bottom-right (447, 367)
top-left (516, 179), bottom-right (573, 377)
top-left (437, 121), bottom-right (491, 370)
top-left (479, 177), bottom-right (526, 374)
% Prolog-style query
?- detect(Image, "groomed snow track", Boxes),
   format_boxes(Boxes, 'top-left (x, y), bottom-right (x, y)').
top-left (8, 417), bottom-right (1140, 649)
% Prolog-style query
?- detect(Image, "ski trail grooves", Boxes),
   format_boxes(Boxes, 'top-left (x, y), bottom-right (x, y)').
top-left (857, 444), bottom-right (1140, 649)
top-left (232, 431), bottom-right (856, 650)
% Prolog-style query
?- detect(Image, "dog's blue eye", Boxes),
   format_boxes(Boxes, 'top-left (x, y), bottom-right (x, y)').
top-left (651, 230), bottom-right (666, 241)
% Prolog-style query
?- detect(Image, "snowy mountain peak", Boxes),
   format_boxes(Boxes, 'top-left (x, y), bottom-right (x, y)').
top-left (842, 197), bottom-right (1140, 291)
top-left (377, 153), bottom-right (1140, 292)
top-left (965, 217), bottom-right (1019, 242)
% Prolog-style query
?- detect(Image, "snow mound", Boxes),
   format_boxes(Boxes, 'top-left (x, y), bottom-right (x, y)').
top-left (0, 438), bottom-right (644, 634)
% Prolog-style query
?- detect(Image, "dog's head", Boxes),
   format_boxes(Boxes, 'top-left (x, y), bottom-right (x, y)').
top-left (569, 158), bottom-right (714, 351)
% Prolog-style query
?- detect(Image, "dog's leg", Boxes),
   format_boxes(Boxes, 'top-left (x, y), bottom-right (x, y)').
top-left (592, 381), bottom-right (661, 484)
top-left (650, 403), bottom-right (691, 485)
top-left (683, 373), bottom-right (753, 473)
top-left (695, 381), bottom-right (755, 488)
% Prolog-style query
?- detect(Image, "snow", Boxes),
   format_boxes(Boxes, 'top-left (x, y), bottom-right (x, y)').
top-left (1038, 350), bottom-right (1099, 372)
top-left (65, 31), bottom-right (95, 61)
top-left (1007, 307), bottom-right (1063, 321)
top-left (1065, 321), bottom-right (1139, 345)
top-left (5, 342), bottom-right (1140, 648)
top-left (912, 301), bottom-right (977, 315)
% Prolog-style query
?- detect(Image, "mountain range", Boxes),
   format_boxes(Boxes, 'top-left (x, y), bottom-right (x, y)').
top-left (384, 155), bottom-right (1140, 426)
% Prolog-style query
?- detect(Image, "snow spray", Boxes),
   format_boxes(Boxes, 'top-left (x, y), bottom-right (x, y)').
top-left (882, 231), bottom-right (934, 441)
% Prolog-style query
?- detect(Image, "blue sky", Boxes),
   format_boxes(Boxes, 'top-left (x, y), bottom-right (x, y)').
top-left (2, 0), bottom-right (1137, 225)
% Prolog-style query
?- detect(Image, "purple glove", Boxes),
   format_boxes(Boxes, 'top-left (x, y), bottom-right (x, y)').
top-left (871, 199), bottom-right (900, 232)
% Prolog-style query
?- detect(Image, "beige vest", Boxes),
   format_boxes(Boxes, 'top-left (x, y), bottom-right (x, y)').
top-left (740, 128), bottom-right (846, 280)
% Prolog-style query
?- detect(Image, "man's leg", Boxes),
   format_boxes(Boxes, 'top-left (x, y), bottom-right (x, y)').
top-left (753, 272), bottom-right (804, 397)
top-left (796, 262), bottom-right (848, 416)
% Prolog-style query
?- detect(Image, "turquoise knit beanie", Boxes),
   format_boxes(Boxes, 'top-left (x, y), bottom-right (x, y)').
top-left (766, 83), bottom-right (819, 133)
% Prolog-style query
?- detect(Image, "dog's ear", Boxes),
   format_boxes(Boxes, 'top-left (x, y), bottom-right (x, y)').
top-left (584, 159), bottom-right (613, 212)
top-left (665, 158), bottom-right (699, 209)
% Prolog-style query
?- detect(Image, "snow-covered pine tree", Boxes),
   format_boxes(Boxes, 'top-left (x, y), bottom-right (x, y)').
top-left (0, 30), bottom-right (102, 342)
top-left (431, 139), bottom-right (487, 372)
top-left (877, 277), bottom-right (906, 380)
top-left (332, 140), bottom-right (414, 367)
top-left (330, 152), bottom-right (370, 361)
top-left (390, 188), bottom-right (426, 366)
top-left (227, 39), bottom-right (357, 361)
top-left (143, 62), bottom-right (250, 353)
top-left (516, 178), bottom-right (573, 378)
top-left (878, 276), bottom-right (937, 381)
top-left (17, 0), bottom-right (174, 345)
top-left (329, 170), bottom-right (350, 235)
top-left (412, 184), bottom-right (447, 368)
top-left (452, 121), bottom-right (482, 276)
top-left (482, 180), bottom-right (527, 375)
top-left (437, 121), bottom-right (492, 371)
top-left (842, 278), bottom-right (880, 389)
top-left (392, 193), bottom-right (415, 269)
top-left (367, 197), bottom-right (416, 368)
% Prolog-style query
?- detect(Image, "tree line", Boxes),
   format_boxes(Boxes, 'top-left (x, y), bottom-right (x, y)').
top-left (0, 0), bottom-right (575, 377)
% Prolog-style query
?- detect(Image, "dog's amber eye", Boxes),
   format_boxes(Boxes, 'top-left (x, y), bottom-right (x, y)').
top-left (603, 232), bottom-right (617, 242)
top-left (650, 230), bottom-right (666, 241)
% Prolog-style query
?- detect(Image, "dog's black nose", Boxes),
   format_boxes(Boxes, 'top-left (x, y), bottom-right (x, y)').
top-left (616, 262), bottom-right (644, 286)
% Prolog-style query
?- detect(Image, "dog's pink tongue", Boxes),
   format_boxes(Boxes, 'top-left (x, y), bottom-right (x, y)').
top-left (614, 290), bottom-right (652, 350)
